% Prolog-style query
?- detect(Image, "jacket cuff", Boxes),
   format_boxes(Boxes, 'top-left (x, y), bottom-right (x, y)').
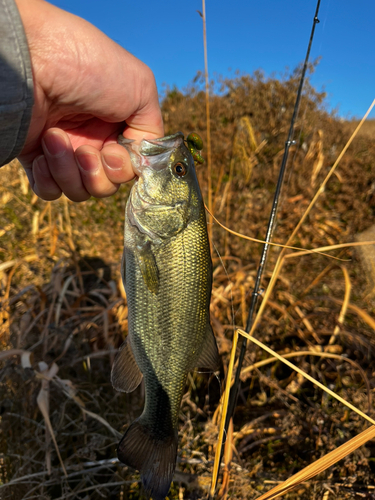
top-left (0, 0), bottom-right (34, 166)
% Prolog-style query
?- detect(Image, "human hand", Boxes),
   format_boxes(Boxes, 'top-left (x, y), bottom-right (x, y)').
top-left (16, 0), bottom-right (164, 201)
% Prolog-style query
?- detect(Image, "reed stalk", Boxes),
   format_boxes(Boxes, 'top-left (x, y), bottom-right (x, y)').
top-left (202, 0), bottom-right (213, 249)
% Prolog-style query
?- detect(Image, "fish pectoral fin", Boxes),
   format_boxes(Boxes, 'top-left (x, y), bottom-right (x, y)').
top-left (195, 323), bottom-right (221, 372)
top-left (111, 337), bottom-right (143, 393)
top-left (137, 244), bottom-right (159, 294)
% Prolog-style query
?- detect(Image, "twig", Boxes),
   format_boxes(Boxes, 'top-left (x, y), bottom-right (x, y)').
top-left (52, 480), bottom-right (138, 500)
top-left (255, 425), bottom-right (375, 500)
top-left (328, 266), bottom-right (351, 344)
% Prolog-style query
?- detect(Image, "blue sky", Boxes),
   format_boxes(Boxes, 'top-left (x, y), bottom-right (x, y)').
top-left (50, 0), bottom-right (374, 119)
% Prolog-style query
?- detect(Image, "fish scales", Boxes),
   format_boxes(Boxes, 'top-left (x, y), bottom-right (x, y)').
top-left (129, 214), bottom-right (209, 422)
top-left (111, 132), bottom-right (220, 499)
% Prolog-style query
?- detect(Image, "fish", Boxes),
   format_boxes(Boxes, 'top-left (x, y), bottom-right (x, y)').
top-left (111, 132), bottom-right (220, 499)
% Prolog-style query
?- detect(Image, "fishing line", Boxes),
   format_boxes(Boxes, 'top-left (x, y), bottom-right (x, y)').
top-left (316, 0), bottom-right (330, 57)
top-left (215, 0), bottom-right (323, 486)
top-left (212, 239), bottom-right (237, 338)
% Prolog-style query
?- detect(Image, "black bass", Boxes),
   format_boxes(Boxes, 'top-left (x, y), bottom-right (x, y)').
top-left (111, 132), bottom-right (219, 499)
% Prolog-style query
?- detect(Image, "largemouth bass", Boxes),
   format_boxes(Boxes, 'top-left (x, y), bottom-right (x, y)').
top-left (111, 132), bottom-right (219, 499)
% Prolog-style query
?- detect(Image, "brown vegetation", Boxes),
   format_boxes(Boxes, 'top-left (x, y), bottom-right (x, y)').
top-left (1, 66), bottom-right (375, 499)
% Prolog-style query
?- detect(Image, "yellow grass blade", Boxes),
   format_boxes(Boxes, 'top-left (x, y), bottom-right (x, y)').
top-left (328, 266), bottom-right (351, 344)
top-left (32, 210), bottom-right (40, 238)
top-left (63, 195), bottom-right (76, 252)
top-left (235, 99), bottom-right (375, 360)
top-left (37, 363), bottom-right (67, 476)
top-left (210, 329), bottom-right (239, 498)
top-left (327, 298), bottom-right (375, 332)
top-left (217, 417), bottom-right (234, 500)
top-left (310, 129), bottom-right (324, 187)
top-left (237, 240), bottom-right (375, 403)
top-left (205, 205), bottom-right (346, 261)
top-left (240, 349), bottom-right (368, 386)
top-left (285, 98), bottom-right (375, 247)
top-left (0, 223), bottom-right (15, 238)
top-left (237, 329), bottom-right (375, 427)
top-left (210, 349), bottom-right (371, 437)
top-left (207, 203), bottom-right (375, 261)
top-left (0, 254), bottom-right (38, 273)
top-left (209, 100), bottom-right (375, 492)
top-left (238, 348), bottom-right (372, 413)
top-left (284, 239), bottom-right (375, 259)
top-left (255, 425), bottom-right (375, 500)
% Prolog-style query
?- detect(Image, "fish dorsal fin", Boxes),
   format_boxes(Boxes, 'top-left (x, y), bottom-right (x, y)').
top-left (137, 243), bottom-right (159, 294)
top-left (196, 323), bottom-right (220, 372)
top-left (111, 337), bottom-right (143, 393)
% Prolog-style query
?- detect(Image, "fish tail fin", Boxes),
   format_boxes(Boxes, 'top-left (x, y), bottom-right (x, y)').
top-left (118, 420), bottom-right (178, 500)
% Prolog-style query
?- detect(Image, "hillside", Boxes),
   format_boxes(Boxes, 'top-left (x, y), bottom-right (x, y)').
top-left (1, 68), bottom-right (375, 499)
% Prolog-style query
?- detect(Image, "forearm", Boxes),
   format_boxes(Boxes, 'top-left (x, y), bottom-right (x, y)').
top-left (0, 0), bottom-right (34, 167)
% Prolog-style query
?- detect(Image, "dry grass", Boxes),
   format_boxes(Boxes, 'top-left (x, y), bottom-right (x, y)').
top-left (343, 118), bottom-right (375, 139)
top-left (2, 68), bottom-right (375, 499)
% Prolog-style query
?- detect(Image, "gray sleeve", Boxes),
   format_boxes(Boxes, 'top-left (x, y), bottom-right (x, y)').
top-left (0, 0), bottom-right (34, 167)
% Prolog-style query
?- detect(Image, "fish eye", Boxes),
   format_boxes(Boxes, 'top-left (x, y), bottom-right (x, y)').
top-left (173, 162), bottom-right (188, 177)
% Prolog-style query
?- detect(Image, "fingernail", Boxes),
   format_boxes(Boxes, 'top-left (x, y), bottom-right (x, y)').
top-left (76, 152), bottom-right (99, 173)
top-left (102, 153), bottom-right (125, 171)
top-left (34, 155), bottom-right (51, 178)
top-left (43, 131), bottom-right (68, 157)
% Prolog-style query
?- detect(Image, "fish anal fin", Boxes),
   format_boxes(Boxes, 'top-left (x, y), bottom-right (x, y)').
top-left (196, 323), bottom-right (220, 372)
top-left (111, 337), bottom-right (143, 393)
top-left (118, 420), bottom-right (178, 500)
top-left (137, 244), bottom-right (159, 294)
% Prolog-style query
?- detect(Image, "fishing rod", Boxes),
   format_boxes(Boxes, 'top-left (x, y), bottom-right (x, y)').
top-left (217, 0), bottom-right (322, 483)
